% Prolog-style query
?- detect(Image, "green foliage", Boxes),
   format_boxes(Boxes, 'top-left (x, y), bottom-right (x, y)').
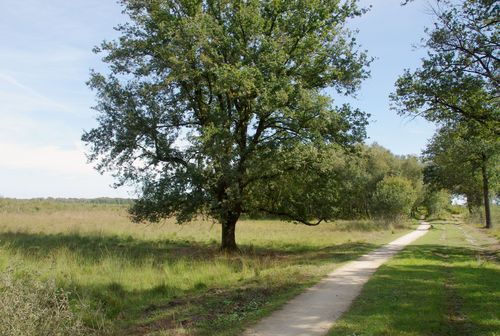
top-left (372, 176), bottom-right (417, 221)
top-left (465, 205), bottom-right (500, 238)
top-left (246, 145), bottom-right (348, 224)
top-left (423, 189), bottom-right (451, 219)
top-left (424, 160), bottom-right (483, 211)
top-left (422, 123), bottom-right (499, 226)
top-left (331, 144), bottom-right (425, 220)
top-left (392, 0), bottom-right (499, 228)
top-left (82, 0), bottom-right (372, 249)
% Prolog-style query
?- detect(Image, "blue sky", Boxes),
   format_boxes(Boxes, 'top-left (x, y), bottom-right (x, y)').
top-left (0, 0), bottom-right (436, 198)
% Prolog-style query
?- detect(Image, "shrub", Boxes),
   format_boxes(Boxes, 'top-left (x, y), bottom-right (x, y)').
top-left (372, 176), bottom-right (417, 221)
top-left (0, 267), bottom-right (95, 336)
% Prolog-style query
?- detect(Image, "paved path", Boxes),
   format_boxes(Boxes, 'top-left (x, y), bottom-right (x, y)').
top-left (243, 222), bottom-right (431, 336)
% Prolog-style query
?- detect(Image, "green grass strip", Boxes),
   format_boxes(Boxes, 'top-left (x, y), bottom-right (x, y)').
top-left (328, 221), bottom-right (500, 336)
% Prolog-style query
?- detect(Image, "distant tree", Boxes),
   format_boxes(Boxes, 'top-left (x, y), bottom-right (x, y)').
top-left (332, 144), bottom-right (399, 219)
top-left (397, 154), bottom-right (425, 216)
top-left (334, 146), bottom-right (373, 219)
top-left (332, 144), bottom-right (426, 220)
top-left (82, 0), bottom-right (371, 251)
top-left (422, 123), bottom-right (499, 228)
top-left (424, 164), bottom-right (483, 213)
top-left (353, 144), bottom-right (397, 218)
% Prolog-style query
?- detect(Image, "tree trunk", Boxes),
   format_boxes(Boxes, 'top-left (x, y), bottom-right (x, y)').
top-left (481, 157), bottom-right (492, 229)
top-left (467, 202), bottom-right (474, 215)
top-left (220, 213), bottom-right (239, 252)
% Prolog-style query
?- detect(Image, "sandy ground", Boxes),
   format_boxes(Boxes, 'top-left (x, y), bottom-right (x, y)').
top-left (242, 222), bottom-right (431, 336)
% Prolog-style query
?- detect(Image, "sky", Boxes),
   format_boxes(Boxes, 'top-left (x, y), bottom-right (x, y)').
top-left (0, 0), bottom-right (437, 199)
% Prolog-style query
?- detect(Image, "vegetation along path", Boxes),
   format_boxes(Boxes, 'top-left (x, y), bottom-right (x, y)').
top-left (243, 222), bottom-right (431, 336)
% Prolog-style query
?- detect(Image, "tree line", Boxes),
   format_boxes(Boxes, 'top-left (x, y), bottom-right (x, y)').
top-left (392, 0), bottom-right (499, 228)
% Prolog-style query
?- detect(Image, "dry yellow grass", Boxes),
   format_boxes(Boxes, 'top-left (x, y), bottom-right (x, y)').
top-left (0, 199), bottom-right (408, 249)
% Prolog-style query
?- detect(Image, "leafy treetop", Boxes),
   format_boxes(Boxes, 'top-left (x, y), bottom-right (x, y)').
top-left (391, 0), bottom-right (499, 133)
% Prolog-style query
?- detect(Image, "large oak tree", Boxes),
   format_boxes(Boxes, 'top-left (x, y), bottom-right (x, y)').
top-left (83, 0), bottom-right (371, 251)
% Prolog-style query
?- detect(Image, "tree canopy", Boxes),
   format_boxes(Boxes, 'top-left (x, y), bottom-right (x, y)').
top-left (391, 0), bottom-right (499, 134)
top-left (82, 0), bottom-right (372, 250)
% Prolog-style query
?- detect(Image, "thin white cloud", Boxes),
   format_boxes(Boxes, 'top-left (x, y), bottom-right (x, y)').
top-left (0, 72), bottom-right (74, 114)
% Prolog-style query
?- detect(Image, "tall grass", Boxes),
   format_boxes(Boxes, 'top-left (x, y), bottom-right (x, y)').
top-left (0, 198), bottom-right (407, 249)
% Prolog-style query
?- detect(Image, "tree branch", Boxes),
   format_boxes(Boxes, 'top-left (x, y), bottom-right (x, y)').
top-left (257, 208), bottom-right (324, 226)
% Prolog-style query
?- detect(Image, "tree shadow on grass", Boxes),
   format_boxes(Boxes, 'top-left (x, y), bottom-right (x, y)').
top-left (71, 277), bottom-right (304, 335)
top-left (0, 231), bottom-right (377, 267)
top-left (0, 231), bottom-right (217, 264)
top-left (329, 244), bottom-right (500, 336)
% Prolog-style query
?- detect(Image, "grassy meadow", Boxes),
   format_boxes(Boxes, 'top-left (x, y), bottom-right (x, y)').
top-left (328, 217), bottom-right (500, 336)
top-left (0, 198), bottom-right (413, 335)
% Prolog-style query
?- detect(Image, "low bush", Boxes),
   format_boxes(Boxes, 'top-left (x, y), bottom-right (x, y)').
top-left (372, 176), bottom-right (417, 221)
top-left (0, 267), bottom-right (99, 336)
